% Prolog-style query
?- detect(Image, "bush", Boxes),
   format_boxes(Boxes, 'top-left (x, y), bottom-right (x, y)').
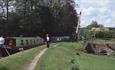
top-left (95, 31), bottom-right (113, 39)
top-left (71, 66), bottom-right (79, 70)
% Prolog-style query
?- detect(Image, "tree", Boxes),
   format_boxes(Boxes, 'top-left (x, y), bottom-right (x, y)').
top-left (0, 0), bottom-right (79, 37)
top-left (87, 20), bottom-right (104, 29)
top-left (49, 0), bottom-right (78, 36)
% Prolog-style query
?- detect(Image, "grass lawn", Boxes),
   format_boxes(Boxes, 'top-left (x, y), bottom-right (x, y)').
top-left (35, 41), bottom-right (115, 70)
top-left (35, 42), bottom-right (83, 70)
top-left (87, 39), bottom-right (115, 44)
top-left (0, 45), bottom-right (46, 70)
top-left (77, 52), bottom-right (115, 70)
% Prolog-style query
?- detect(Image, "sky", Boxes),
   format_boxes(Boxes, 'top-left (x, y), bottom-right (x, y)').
top-left (74, 0), bottom-right (115, 27)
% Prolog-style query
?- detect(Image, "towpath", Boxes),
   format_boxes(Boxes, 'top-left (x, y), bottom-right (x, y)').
top-left (26, 44), bottom-right (58, 70)
top-left (26, 48), bottom-right (48, 70)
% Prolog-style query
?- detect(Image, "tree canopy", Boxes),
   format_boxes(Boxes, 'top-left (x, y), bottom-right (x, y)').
top-left (0, 0), bottom-right (78, 37)
top-left (86, 20), bottom-right (104, 29)
top-left (81, 20), bottom-right (115, 39)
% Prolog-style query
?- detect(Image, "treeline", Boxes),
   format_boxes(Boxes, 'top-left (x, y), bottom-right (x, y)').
top-left (0, 0), bottom-right (78, 37)
top-left (80, 21), bottom-right (115, 39)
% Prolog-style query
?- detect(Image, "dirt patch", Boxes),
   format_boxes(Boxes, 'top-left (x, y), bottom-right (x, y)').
top-left (85, 43), bottom-right (115, 55)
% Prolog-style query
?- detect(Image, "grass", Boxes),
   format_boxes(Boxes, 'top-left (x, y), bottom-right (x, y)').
top-left (35, 41), bottom-right (115, 70)
top-left (0, 40), bottom-right (115, 70)
top-left (76, 39), bottom-right (115, 70)
top-left (77, 53), bottom-right (115, 70)
top-left (35, 42), bottom-right (82, 70)
top-left (0, 45), bottom-right (46, 70)
top-left (87, 39), bottom-right (115, 44)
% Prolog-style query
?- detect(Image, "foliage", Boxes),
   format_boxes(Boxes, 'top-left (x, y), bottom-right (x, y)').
top-left (86, 20), bottom-right (104, 29)
top-left (81, 21), bottom-right (115, 39)
top-left (0, 0), bottom-right (78, 37)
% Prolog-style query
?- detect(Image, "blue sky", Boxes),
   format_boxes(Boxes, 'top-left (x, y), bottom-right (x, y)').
top-left (74, 0), bottom-right (115, 27)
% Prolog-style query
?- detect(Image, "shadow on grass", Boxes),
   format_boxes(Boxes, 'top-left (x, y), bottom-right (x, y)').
top-left (0, 66), bottom-right (9, 70)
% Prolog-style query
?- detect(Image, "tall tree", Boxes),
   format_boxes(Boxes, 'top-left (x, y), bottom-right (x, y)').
top-left (0, 0), bottom-right (79, 37)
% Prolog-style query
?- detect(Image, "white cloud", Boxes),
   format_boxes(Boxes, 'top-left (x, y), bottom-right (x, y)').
top-left (99, 0), bottom-right (110, 6)
top-left (106, 18), bottom-right (112, 23)
top-left (74, 0), bottom-right (115, 27)
top-left (82, 6), bottom-right (96, 16)
top-left (80, 0), bottom-right (97, 3)
top-left (111, 12), bottom-right (115, 18)
top-left (79, 0), bottom-right (110, 6)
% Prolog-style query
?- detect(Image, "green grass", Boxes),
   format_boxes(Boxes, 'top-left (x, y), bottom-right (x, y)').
top-left (87, 39), bottom-right (115, 44)
top-left (35, 41), bottom-right (115, 70)
top-left (77, 53), bottom-right (115, 70)
top-left (0, 45), bottom-right (46, 70)
top-left (0, 40), bottom-right (115, 70)
top-left (35, 42), bottom-right (82, 70)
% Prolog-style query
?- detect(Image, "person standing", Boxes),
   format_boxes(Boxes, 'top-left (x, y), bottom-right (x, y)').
top-left (46, 34), bottom-right (50, 48)
top-left (0, 36), bottom-right (5, 47)
top-left (0, 36), bottom-right (10, 56)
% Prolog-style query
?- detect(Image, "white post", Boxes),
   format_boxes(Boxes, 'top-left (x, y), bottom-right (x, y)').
top-left (76, 11), bottom-right (81, 40)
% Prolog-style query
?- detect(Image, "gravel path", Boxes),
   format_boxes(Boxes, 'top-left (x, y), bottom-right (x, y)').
top-left (26, 48), bottom-right (48, 70)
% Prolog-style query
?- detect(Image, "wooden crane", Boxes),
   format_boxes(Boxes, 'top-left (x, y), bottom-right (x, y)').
top-left (76, 11), bottom-right (81, 40)
top-left (72, 2), bottom-right (82, 41)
